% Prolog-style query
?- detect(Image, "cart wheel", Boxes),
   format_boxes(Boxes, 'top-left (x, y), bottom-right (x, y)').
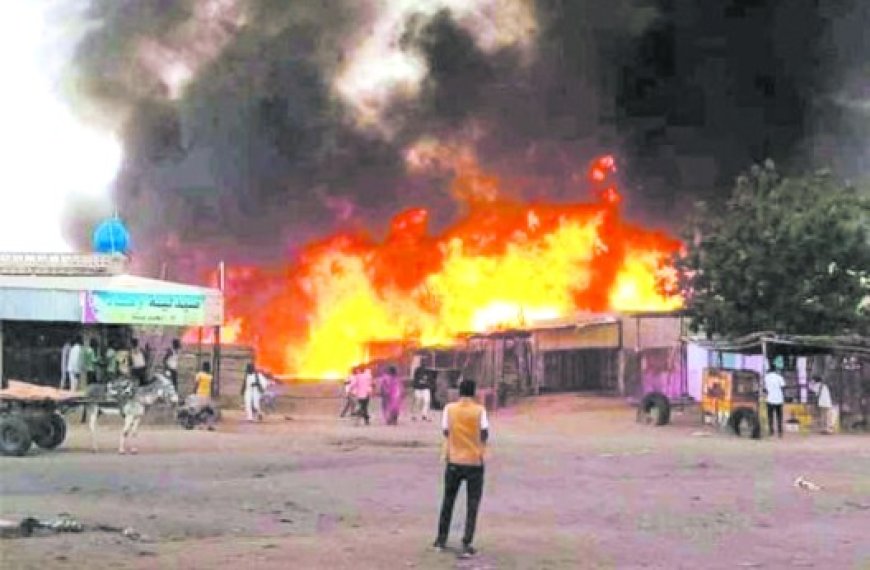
top-left (731, 408), bottom-right (761, 439)
top-left (177, 410), bottom-right (196, 430)
top-left (0, 415), bottom-right (33, 456)
top-left (638, 392), bottom-right (671, 426)
top-left (31, 413), bottom-right (67, 450)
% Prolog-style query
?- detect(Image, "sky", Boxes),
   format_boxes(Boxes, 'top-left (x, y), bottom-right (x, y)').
top-left (0, 0), bottom-right (120, 252)
top-left (1, 0), bottom-right (867, 271)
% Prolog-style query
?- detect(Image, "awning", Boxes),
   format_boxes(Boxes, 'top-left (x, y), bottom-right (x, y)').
top-left (0, 274), bottom-right (223, 327)
top-left (687, 332), bottom-right (870, 357)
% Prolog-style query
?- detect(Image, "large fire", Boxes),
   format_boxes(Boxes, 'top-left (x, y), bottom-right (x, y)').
top-left (187, 149), bottom-right (681, 378)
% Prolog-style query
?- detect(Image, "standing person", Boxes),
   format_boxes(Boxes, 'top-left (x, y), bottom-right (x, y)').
top-left (65, 336), bottom-right (84, 392)
top-left (103, 342), bottom-right (118, 382)
top-left (130, 338), bottom-right (147, 385)
top-left (60, 339), bottom-right (71, 387)
top-left (191, 361), bottom-right (216, 431)
top-left (241, 363), bottom-right (264, 422)
top-left (340, 367), bottom-right (359, 418)
top-left (411, 367), bottom-right (432, 422)
top-left (409, 354), bottom-right (422, 386)
top-left (763, 364), bottom-right (786, 438)
top-left (83, 339), bottom-right (98, 387)
top-left (163, 339), bottom-right (181, 390)
top-left (379, 366), bottom-right (403, 425)
top-left (348, 365), bottom-right (374, 425)
top-left (433, 379), bottom-right (489, 558)
top-left (810, 375), bottom-right (834, 434)
top-left (79, 339), bottom-right (99, 423)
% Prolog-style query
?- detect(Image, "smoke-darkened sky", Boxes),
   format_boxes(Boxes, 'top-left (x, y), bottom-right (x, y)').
top-left (66, 0), bottom-right (869, 276)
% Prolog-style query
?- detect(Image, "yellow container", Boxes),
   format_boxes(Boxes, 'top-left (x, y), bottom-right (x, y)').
top-left (783, 403), bottom-right (813, 434)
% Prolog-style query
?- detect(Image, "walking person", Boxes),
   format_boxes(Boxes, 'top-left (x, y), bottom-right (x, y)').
top-left (163, 339), bottom-right (181, 390)
top-left (340, 367), bottom-right (359, 418)
top-left (379, 366), bottom-right (404, 425)
top-left (411, 367), bottom-right (432, 421)
top-left (241, 363), bottom-right (265, 422)
top-left (348, 365), bottom-right (374, 425)
top-left (433, 379), bottom-right (489, 559)
top-left (130, 338), bottom-right (148, 386)
top-left (65, 336), bottom-right (84, 392)
top-left (810, 375), bottom-right (834, 434)
top-left (190, 361), bottom-right (216, 431)
top-left (763, 364), bottom-right (786, 438)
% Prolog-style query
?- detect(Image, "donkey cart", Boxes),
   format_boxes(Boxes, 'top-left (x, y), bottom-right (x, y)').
top-left (0, 381), bottom-right (85, 457)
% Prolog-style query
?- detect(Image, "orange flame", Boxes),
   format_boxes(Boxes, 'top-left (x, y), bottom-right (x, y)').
top-left (191, 151), bottom-right (681, 378)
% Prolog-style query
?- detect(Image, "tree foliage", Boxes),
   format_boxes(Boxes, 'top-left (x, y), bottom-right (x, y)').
top-left (677, 160), bottom-right (870, 338)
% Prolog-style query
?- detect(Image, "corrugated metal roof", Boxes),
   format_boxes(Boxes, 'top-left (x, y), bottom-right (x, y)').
top-left (0, 289), bottom-right (81, 322)
top-left (0, 274), bottom-right (220, 296)
top-left (687, 332), bottom-right (870, 356)
top-left (530, 312), bottom-right (620, 331)
top-left (0, 274), bottom-right (223, 324)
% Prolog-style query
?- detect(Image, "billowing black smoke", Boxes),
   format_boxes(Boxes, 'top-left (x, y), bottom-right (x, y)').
top-left (67, 0), bottom-right (868, 278)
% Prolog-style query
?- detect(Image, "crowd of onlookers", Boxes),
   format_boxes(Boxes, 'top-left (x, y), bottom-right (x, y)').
top-left (61, 336), bottom-right (182, 392)
top-left (340, 364), bottom-right (437, 426)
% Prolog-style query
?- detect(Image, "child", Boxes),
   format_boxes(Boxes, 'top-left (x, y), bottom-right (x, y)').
top-left (187, 361), bottom-right (216, 430)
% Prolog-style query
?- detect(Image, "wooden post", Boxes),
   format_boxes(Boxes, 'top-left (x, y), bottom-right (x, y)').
top-left (212, 261), bottom-right (225, 398)
top-left (760, 339), bottom-right (768, 436)
top-left (197, 327), bottom-right (203, 374)
top-left (0, 320), bottom-right (4, 389)
top-left (616, 319), bottom-right (625, 397)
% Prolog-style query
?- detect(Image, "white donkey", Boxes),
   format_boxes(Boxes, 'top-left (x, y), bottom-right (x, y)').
top-left (84, 373), bottom-right (179, 454)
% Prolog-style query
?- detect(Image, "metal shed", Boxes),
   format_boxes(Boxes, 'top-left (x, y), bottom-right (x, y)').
top-left (0, 254), bottom-right (223, 385)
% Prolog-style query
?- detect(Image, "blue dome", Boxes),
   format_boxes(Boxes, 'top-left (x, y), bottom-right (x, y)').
top-left (92, 218), bottom-right (131, 254)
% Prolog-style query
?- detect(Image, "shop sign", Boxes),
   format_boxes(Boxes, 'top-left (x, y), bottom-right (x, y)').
top-left (82, 290), bottom-right (213, 326)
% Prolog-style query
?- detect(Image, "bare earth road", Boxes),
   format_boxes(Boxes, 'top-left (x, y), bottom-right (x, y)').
top-left (2, 394), bottom-right (869, 570)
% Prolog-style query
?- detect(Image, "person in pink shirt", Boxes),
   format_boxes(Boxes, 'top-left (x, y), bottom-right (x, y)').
top-left (379, 366), bottom-right (404, 426)
top-left (348, 366), bottom-right (374, 425)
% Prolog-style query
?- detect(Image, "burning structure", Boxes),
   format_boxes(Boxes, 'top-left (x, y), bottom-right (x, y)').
top-left (193, 149), bottom-right (682, 380)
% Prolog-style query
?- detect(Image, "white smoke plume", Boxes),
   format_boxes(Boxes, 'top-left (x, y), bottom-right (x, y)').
top-left (0, 0), bottom-right (121, 252)
top-left (333, 0), bottom-right (537, 135)
top-left (136, 0), bottom-right (247, 100)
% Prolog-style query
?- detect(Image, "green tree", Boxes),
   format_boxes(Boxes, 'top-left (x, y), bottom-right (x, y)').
top-left (677, 160), bottom-right (870, 338)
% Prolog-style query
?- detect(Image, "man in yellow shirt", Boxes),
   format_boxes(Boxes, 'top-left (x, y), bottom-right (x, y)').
top-left (433, 379), bottom-right (489, 559)
top-left (195, 361), bottom-right (213, 397)
top-left (189, 361), bottom-right (216, 431)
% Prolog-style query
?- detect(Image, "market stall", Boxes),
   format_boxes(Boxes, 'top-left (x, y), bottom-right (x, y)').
top-left (692, 332), bottom-right (870, 435)
top-left (0, 254), bottom-right (223, 387)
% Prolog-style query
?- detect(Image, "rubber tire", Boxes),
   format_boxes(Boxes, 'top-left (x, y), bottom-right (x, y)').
top-left (638, 392), bottom-right (671, 426)
top-left (0, 415), bottom-right (33, 456)
top-left (730, 407), bottom-right (761, 439)
top-left (177, 410), bottom-right (196, 430)
top-left (31, 413), bottom-right (67, 450)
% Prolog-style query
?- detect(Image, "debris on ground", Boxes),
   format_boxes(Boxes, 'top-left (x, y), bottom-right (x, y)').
top-left (0, 515), bottom-right (83, 538)
top-left (0, 515), bottom-right (146, 541)
top-left (793, 476), bottom-right (822, 491)
top-left (691, 431), bottom-right (713, 437)
top-left (599, 449), bottom-right (652, 458)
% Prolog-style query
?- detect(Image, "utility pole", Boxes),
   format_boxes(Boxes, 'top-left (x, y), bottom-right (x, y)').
top-left (212, 261), bottom-right (225, 398)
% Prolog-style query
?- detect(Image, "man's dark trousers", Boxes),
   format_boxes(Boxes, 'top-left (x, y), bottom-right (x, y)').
top-left (356, 397), bottom-right (370, 424)
top-left (767, 403), bottom-right (783, 436)
top-left (437, 463), bottom-right (484, 546)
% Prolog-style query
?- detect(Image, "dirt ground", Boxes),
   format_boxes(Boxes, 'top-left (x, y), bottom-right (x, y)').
top-left (2, 391), bottom-right (869, 570)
